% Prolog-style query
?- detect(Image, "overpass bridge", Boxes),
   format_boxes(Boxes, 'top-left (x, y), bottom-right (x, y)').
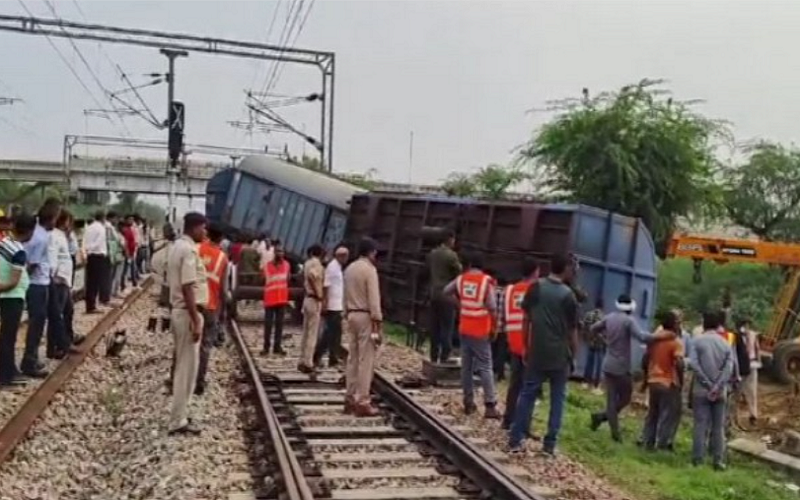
top-left (0, 157), bottom-right (226, 198)
top-left (0, 157), bottom-right (451, 201)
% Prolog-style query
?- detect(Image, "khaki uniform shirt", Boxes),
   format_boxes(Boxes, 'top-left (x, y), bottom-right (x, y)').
top-left (304, 257), bottom-right (324, 299)
top-left (344, 257), bottom-right (382, 322)
top-left (167, 235), bottom-right (209, 309)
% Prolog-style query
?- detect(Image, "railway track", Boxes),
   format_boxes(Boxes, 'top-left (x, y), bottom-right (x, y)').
top-left (0, 277), bottom-right (153, 464)
top-left (230, 311), bottom-right (549, 500)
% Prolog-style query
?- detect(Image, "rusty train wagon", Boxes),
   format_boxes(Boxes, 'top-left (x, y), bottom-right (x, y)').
top-left (344, 192), bottom-right (658, 374)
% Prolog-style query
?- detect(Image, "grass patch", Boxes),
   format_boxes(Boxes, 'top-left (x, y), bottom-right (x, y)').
top-left (529, 386), bottom-right (798, 500)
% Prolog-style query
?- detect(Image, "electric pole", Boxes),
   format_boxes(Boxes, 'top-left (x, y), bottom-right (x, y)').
top-left (161, 48), bottom-right (188, 224)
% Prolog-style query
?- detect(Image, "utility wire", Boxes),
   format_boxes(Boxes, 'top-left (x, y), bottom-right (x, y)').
top-left (259, 0), bottom-right (302, 97)
top-left (248, 0), bottom-right (283, 94)
top-left (16, 0), bottom-right (113, 123)
top-left (269, 0), bottom-right (316, 93)
top-left (34, 0), bottom-right (132, 136)
top-left (116, 66), bottom-right (162, 128)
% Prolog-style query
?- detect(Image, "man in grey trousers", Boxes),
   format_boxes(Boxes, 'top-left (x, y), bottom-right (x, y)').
top-left (690, 311), bottom-right (734, 470)
top-left (589, 294), bottom-right (673, 442)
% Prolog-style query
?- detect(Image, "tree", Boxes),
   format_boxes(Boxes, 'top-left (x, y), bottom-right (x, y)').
top-left (440, 164), bottom-right (528, 199)
top-left (519, 79), bottom-right (729, 251)
top-left (441, 172), bottom-right (477, 197)
top-left (471, 164), bottom-right (529, 199)
top-left (721, 141), bottom-right (800, 241)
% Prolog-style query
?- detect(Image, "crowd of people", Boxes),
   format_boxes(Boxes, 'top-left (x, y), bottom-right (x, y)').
top-left (158, 214), bottom-right (383, 433)
top-left (0, 201), bottom-right (151, 389)
top-left (424, 229), bottom-right (761, 470)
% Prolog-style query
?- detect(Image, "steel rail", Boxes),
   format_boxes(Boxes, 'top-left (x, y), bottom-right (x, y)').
top-left (228, 319), bottom-right (314, 500)
top-left (0, 277), bottom-right (153, 464)
top-left (372, 372), bottom-right (545, 500)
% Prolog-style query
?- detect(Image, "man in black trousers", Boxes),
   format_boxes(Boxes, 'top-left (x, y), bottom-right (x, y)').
top-left (83, 211), bottom-right (109, 314)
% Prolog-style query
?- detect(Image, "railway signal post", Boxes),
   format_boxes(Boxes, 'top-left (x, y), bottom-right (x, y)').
top-left (161, 48), bottom-right (188, 224)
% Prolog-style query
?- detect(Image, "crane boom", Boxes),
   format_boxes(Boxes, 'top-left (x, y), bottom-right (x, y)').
top-left (667, 234), bottom-right (800, 267)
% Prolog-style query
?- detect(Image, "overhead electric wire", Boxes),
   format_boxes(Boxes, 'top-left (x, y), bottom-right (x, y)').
top-left (259, 0), bottom-right (302, 97)
top-left (16, 0), bottom-right (114, 124)
top-left (269, 0), bottom-right (316, 93)
top-left (31, 0), bottom-right (132, 136)
top-left (116, 66), bottom-right (162, 128)
top-left (248, 0), bottom-right (283, 93)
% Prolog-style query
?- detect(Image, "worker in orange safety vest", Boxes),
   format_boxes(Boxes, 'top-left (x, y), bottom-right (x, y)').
top-left (501, 258), bottom-right (540, 430)
top-left (195, 223), bottom-right (229, 394)
top-left (444, 252), bottom-right (501, 419)
top-left (262, 245), bottom-right (291, 356)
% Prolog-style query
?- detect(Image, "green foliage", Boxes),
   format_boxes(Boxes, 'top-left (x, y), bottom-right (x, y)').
top-left (440, 164), bottom-right (528, 199)
top-left (657, 259), bottom-right (783, 331)
top-left (721, 141), bottom-right (800, 241)
top-left (441, 172), bottom-right (478, 197)
top-left (520, 79), bottom-right (730, 251)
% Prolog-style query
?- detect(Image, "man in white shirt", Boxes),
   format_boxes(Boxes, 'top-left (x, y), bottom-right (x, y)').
top-left (82, 211), bottom-right (108, 313)
top-left (313, 245), bottom-right (349, 368)
top-left (47, 209), bottom-right (76, 359)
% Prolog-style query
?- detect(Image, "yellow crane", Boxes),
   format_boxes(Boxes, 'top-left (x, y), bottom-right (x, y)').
top-left (667, 234), bottom-right (800, 384)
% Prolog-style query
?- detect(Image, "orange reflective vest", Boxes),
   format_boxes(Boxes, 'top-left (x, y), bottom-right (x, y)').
top-left (505, 280), bottom-right (532, 357)
top-left (263, 260), bottom-right (291, 307)
top-left (457, 270), bottom-right (493, 338)
top-left (719, 330), bottom-right (736, 347)
top-left (199, 241), bottom-right (228, 311)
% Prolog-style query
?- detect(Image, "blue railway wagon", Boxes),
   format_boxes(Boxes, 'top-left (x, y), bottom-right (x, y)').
top-left (344, 193), bottom-right (658, 374)
top-left (206, 155), bottom-right (365, 260)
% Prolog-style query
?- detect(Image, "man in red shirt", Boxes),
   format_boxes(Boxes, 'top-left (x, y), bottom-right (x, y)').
top-left (121, 217), bottom-right (138, 289)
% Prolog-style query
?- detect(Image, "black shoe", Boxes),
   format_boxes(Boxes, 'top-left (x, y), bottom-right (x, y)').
top-left (0, 379), bottom-right (26, 389)
top-left (168, 423), bottom-right (201, 436)
top-left (260, 349), bottom-right (270, 356)
top-left (484, 404), bottom-right (502, 420)
top-left (589, 413), bottom-right (603, 431)
top-left (749, 416), bottom-right (758, 426)
top-left (691, 458), bottom-right (702, 467)
top-left (21, 368), bottom-right (48, 379)
top-left (540, 446), bottom-right (556, 457)
top-left (612, 434), bottom-right (623, 443)
top-left (274, 348), bottom-right (287, 356)
top-left (194, 384), bottom-right (205, 396)
top-left (501, 420), bottom-right (511, 430)
top-left (464, 401), bottom-right (478, 416)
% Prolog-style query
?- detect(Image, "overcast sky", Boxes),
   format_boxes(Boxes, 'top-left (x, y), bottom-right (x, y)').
top-left (1, 0), bottom-right (799, 187)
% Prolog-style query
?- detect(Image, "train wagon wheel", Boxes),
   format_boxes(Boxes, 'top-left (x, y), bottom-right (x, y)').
top-left (771, 340), bottom-right (800, 385)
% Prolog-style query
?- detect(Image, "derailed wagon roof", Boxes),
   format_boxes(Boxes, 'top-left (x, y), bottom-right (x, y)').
top-left (237, 155), bottom-right (366, 211)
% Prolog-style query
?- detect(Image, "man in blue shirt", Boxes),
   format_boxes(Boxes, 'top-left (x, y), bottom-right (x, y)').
top-left (0, 214), bottom-right (35, 388)
top-left (21, 203), bottom-right (59, 378)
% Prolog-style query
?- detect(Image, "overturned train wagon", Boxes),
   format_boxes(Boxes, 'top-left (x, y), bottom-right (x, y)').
top-left (206, 155), bottom-right (365, 311)
top-left (343, 192), bottom-right (658, 375)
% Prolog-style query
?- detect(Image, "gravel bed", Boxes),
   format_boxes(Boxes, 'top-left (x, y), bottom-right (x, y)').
top-left (0, 293), bottom-right (256, 500)
top-left (0, 280), bottom-right (135, 428)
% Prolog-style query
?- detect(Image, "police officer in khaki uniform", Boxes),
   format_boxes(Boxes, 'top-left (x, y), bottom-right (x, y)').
top-left (167, 212), bottom-right (208, 436)
top-left (344, 237), bottom-right (383, 417)
top-left (298, 244), bottom-right (325, 373)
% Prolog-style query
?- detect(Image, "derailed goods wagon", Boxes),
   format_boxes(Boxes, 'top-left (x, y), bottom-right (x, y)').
top-left (344, 193), bottom-right (658, 374)
top-left (206, 155), bottom-right (365, 311)
top-left (206, 155), bottom-right (365, 260)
